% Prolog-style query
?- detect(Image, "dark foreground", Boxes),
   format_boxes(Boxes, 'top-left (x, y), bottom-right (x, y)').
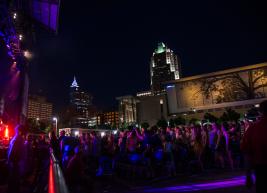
top-left (90, 170), bottom-right (256, 193)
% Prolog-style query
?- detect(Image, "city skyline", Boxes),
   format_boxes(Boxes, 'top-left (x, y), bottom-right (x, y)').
top-left (29, 0), bottom-right (267, 112)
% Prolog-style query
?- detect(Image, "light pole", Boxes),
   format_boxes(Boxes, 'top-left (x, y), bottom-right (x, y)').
top-left (160, 99), bottom-right (164, 119)
top-left (53, 117), bottom-right (58, 136)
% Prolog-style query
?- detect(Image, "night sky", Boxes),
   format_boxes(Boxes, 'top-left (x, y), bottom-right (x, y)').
top-left (30, 0), bottom-right (267, 113)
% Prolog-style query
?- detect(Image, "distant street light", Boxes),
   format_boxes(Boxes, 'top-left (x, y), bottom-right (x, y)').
top-left (24, 50), bottom-right (33, 59)
top-left (160, 99), bottom-right (164, 119)
top-left (53, 117), bottom-right (58, 136)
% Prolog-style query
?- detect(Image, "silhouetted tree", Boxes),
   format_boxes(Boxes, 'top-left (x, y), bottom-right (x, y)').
top-left (141, 122), bottom-right (150, 129)
top-left (204, 113), bottom-right (218, 122)
top-left (220, 108), bottom-right (240, 122)
top-left (168, 118), bottom-right (175, 128)
top-left (157, 119), bottom-right (168, 129)
top-left (174, 116), bottom-right (186, 126)
top-left (200, 69), bottom-right (267, 102)
top-left (189, 117), bottom-right (199, 125)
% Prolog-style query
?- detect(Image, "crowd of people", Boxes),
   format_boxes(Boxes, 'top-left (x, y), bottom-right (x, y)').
top-left (6, 125), bottom-right (50, 193)
top-left (49, 119), bottom-right (253, 192)
top-left (6, 101), bottom-right (267, 193)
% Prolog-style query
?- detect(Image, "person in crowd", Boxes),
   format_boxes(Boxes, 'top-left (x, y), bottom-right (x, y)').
top-left (242, 100), bottom-right (267, 193)
top-left (215, 124), bottom-right (228, 169)
top-left (163, 134), bottom-right (176, 176)
top-left (126, 129), bottom-right (138, 153)
top-left (117, 131), bottom-right (127, 156)
top-left (7, 124), bottom-right (25, 193)
top-left (49, 131), bottom-right (59, 157)
top-left (66, 145), bottom-right (84, 192)
top-left (191, 124), bottom-right (204, 171)
top-left (59, 130), bottom-right (66, 154)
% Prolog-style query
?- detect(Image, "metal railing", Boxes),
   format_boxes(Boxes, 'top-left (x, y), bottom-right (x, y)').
top-left (49, 150), bottom-right (69, 193)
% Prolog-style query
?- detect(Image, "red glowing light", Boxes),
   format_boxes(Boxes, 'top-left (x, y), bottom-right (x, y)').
top-left (49, 159), bottom-right (55, 193)
top-left (4, 126), bottom-right (9, 138)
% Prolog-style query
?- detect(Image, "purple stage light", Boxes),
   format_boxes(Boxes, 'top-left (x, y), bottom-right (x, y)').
top-left (143, 176), bottom-right (246, 192)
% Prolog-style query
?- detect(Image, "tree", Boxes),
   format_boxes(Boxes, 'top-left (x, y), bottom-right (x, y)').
top-left (168, 118), bottom-right (175, 128)
top-left (157, 119), bottom-right (168, 129)
top-left (246, 107), bottom-right (260, 118)
top-left (189, 117), bottom-right (199, 125)
top-left (220, 108), bottom-right (240, 122)
top-left (200, 68), bottom-right (267, 103)
top-left (141, 122), bottom-right (150, 129)
top-left (204, 113), bottom-right (218, 122)
top-left (174, 116), bottom-right (186, 126)
top-left (25, 118), bottom-right (39, 133)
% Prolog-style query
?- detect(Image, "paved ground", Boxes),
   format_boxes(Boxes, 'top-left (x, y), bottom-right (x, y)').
top-left (91, 170), bottom-right (256, 193)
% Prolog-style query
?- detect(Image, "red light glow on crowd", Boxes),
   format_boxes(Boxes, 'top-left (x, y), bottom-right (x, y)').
top-left (4, 126), bottom-right (9, 138)
top-left (49, 159), bottom-right (55, 193)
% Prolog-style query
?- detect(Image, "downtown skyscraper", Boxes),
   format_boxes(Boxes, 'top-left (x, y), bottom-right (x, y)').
top-left (70, 77), bottom-right (93, 127)
top-left (150, 42), bottom-right (181, 94)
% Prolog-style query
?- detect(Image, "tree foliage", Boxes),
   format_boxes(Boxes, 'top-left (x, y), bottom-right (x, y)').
top-left (168, 118), bottom-right (175, 128)
top-left (204, 113), bottom-right (218, 122)
top-left (141, 122), bottom-right (150, 129)
top-left (220, 108), bottom-right (240, 122)
top-left (157, 119), bottom-right (168, 129)
top-left (200, 69), bottom-right (267, 102)
top-left (188, 117), bottom-right (199, 125)
top-left (246, 107), bottom-right (260, 118)
top-left (174, 116), bottom-right (186, 126)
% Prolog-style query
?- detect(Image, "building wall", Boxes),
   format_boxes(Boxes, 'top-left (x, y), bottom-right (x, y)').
top-left (104, 111), bottom-right (119, 128)
top-left (27, 95), bottom-right (53, 121)
top-left (136, 95), bottom-right (168, 127)
top-left (166, 63), bottom-right (267, 115)
top-left (117, 95), bottom-right (138, 127)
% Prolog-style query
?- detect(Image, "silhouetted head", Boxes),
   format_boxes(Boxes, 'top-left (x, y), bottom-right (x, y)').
top-left (60, 130), bottom-right (65, 137)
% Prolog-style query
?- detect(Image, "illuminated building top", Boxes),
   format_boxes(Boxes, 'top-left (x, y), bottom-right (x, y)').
top-left (71, 76), bottom-right (79, 88)
top-left (150, 42), bottom-right (181, 93)
top-left (154, 42), bottom-right (166, 54)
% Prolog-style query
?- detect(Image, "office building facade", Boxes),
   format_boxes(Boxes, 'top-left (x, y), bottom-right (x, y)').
top-left (150, 42), bottom-right (181, 94)
top-left (116, 95), bottom-right (138, 128)
top-left (27, 95), bottom-right (53, 121)
top-left (70, 77), bottom-right (93, 127)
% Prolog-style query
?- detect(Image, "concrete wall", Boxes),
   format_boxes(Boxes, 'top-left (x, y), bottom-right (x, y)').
top-left (136, 95), bottom-right (168, 127)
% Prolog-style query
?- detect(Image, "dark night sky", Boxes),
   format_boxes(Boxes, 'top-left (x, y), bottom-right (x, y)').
top-left (30, 0), bottom-right (267, 113)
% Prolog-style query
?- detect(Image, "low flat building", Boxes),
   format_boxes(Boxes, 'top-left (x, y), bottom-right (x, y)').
top-left (165, 62), bottom-right (267, 119)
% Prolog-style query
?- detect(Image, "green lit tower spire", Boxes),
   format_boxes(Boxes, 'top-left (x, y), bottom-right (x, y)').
top-left (150, 42), bottom-right (181, 94)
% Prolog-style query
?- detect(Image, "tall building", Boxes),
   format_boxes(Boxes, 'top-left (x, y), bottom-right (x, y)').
top-left (27, 95), bottom-right (53, 121)
top-left (150, 42), bottom-right (181, 94)
top-left (70, 77), bottom-right (93, 127)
